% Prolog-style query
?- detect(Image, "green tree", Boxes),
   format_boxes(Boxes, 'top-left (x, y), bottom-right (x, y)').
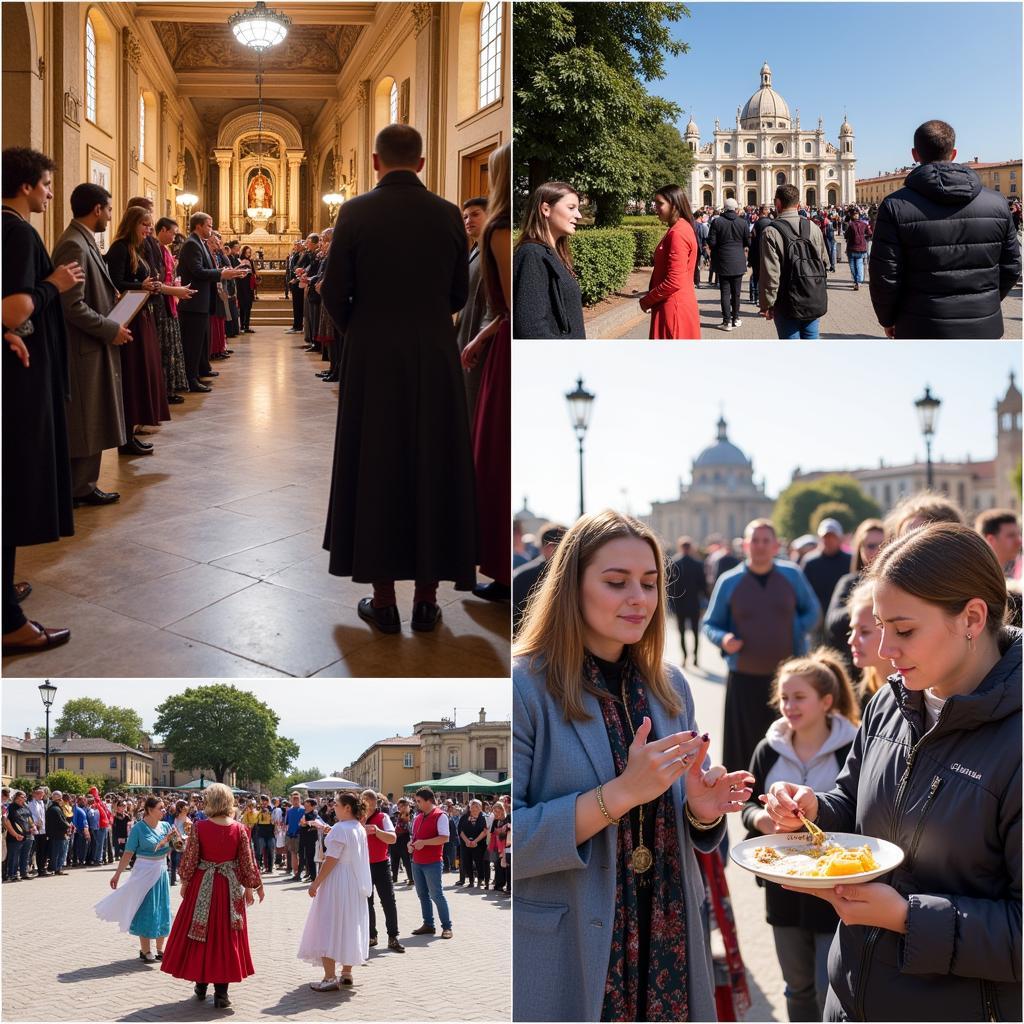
top-left (809, 501), bottom-right (857, 534)
top-left (44, 769), bottom-right (88, 795)
top-left (47, 697), bottom-right (144, 748)
top-left (10, 776), bottom-right (35, 793)
top-left (633, 121), bottom-right (695, 212)
top-left (514, 2), bottom-right (690, 226)
top-left (268, 765), bottom-right (324, 794)
top-left (774, 476), bottom-right (881, 540)
top-left (152, 684), bottom-right (299, 786)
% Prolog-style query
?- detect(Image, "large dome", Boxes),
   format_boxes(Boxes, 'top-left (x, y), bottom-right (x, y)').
top-left (739, 62), bottom-right (791, 129)
top-left (693, 416), bottom-right (750, 468)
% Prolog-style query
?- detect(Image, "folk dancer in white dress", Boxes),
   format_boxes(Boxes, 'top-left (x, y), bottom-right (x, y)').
top-left (297, 792), bottom-right (372, 991)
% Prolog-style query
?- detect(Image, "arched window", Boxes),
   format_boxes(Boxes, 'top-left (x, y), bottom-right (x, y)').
top-left (775, 142), bottom-right (785, 155)
top-left (702, 189), bottom-right (713, 206)
top-left (746, 188), bottom-right (757, 206)
top-left (776, 172), bottom-right (786, 186)
top-left (723, 142), bottom-right (731, 154)
top-left (828, 187), bottom-right (838, 205)
top-left (139, 95), bottom-right (146, 160)
top-left (478, 0), bottom-right (502, 108)
top-left (746, 168), bottom-right (757, 182)
top-left (389, 80), bottom-right (398, 124)
top-left (746, 141), bottom-right (755, 154)
top-left (374, 77), bottom-right (398, 134)
top-left (804, 141), bottom-right (812, 153)
top-left (844, 140), bottom-right (852, 152)
top-left (724, 168), bottom-right (734, 182)
top-left (806, 187), bottom-right (816, 207)
top-left (85, 18), bottom-right (97, 122)
top-left (805, 167), bottom-right (816, 181)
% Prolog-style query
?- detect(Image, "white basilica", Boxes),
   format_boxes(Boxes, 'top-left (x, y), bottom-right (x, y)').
top-left (685, 63), bottom-right (856, 210)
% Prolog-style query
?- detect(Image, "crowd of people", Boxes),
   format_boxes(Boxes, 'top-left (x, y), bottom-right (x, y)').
top-left (3, 782), bottom-right (510, 1002)
top-left (3, 123), bottom-right (512, 654)
top-left (512, 494), bottom-right (1021, 1021)
top-left (513, 119), bottom-right (1021, 340)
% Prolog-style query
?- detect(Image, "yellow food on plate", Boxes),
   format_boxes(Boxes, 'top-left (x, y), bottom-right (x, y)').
top-left (814, 845), bottom-right (878, 876)
top-left (752, 842), bottom-right (879, 877)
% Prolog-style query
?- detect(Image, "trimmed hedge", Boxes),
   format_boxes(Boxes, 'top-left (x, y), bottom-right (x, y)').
top-left (622, 215), bottom-right (664, 225)
top-left (625, 225), bottom-right (665, 267)
top-left (569, 228), bottom-right (636, 306)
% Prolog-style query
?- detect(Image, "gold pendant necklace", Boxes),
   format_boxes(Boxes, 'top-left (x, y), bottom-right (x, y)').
top-left (620, 674), bottom-right (652, 875)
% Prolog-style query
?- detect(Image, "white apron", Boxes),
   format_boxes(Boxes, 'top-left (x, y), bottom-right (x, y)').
top-left (94, 857), bottom-right (166, 933)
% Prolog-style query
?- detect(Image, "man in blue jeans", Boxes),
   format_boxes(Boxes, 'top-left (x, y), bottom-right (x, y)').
top-left (408, 787), bottom-right (453, 939)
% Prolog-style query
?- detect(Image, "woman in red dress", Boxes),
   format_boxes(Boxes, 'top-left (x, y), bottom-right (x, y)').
top-left (161, 783), bottom-right (264, 1009)
top-left (639, 185), bottom-right (701, 340)
top-left (462, 143), bottom-right (511, 602)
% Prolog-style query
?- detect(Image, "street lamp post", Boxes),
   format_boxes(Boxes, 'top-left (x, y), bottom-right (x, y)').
top-left (914, 384), bottom-right (942, 490)
top-left (565, 377), bottom-right (596, 519)
top-left (38, 680), bottom-right (57, 778)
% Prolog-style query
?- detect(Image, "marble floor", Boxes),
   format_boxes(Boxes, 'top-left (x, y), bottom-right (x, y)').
top-left (3, 326), bottom-right (510, 679)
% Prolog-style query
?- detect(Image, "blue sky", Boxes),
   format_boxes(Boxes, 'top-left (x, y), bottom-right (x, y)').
top-left (2, 681), bottom-right (512, 778)
top-left (513, 341), bottom-right (1021, 526)
top-left (651, 2), bottom-right (1021, 177)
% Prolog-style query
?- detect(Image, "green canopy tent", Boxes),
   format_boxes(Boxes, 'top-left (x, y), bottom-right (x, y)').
top-left (162, 779), bottom-right (248, 794)
top-left (403, 772), bottom-right (509, 794)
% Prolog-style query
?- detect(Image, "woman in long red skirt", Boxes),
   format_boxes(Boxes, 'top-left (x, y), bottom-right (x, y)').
top-left (161, 783), bottom-right (264, 1009)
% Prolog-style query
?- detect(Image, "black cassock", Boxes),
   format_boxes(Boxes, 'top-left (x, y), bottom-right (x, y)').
top-left (2, 210), bottom-right (74, 546)
top-left (320, 170), bottom-right (477, 587)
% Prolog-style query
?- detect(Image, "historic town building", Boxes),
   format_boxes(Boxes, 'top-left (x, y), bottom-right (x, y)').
top-left (2, 730), bottom-right (153, 788)
top-left (686, 63), bottom-right (855, 210)
top-left (857, 158), bottom-right (1022, 206)
top-left (138, 733), bottom-right (238, 791)
top-left (645, 414), bottom-right (774, 548)
top-left (793, 374), bottom-right (1021, 516)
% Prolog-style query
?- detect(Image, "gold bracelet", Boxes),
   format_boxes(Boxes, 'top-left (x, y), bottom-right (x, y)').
top-left (595, 784), bottom-right (620, 825)
top-left (685, 804), bottom-right (723, 831)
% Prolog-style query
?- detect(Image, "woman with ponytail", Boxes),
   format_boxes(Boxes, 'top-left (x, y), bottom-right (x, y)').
top-left (741, 648), bottom-right (861, 1021)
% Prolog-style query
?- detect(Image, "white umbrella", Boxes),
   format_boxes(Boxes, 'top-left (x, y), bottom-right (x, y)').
top-left (290, 776), bottom-right (361, 792)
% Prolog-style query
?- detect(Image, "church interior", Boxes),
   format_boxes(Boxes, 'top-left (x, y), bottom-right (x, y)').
top-left (2, 1), bottom-right (510, 678)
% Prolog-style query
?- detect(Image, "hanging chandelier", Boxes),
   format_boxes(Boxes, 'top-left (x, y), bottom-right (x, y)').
top-left (228, 1), bottom-right (291, 52)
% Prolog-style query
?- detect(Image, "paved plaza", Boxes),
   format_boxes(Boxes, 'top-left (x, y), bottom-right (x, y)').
top-left (2, 863), bottom-right (509, 1021)
top-left (587, 260), bottom-right (1024, 340)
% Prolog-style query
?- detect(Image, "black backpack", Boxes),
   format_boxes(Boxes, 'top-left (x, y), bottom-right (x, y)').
top-left (766, 218), bottom-right (828, 320)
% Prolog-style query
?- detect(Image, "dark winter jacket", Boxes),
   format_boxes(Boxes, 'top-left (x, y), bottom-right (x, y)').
top-left (844, 218), bottom-right (870, 253)
top-left (707, 210), bottom-right (750, 277)
top-left (513, 241), bottom-right (586, 339)
top-left (815, 628), bottom-right (1022, 1022)
top-left (868, 162), bottom-right (1022, 338)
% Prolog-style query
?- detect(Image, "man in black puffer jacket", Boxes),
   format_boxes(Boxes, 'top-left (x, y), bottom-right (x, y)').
top-left (869, 119), bottom-right (1021, 338)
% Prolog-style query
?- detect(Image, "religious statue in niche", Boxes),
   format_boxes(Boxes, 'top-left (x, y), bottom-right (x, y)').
top-left (247, 173), bottom-right (273, 211)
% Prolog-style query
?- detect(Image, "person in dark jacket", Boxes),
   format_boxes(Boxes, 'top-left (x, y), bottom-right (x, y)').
top-left (869, 119), bottom-right (1022, 338)
top-left (747, 206), bottom-right (772, 304)
top-left (762, 523), bottom-right (1022, 1023)
top-left (843, 210), bottom-right (871, 290)
top-left (512, 181), bottom-right (585, 339)
top-left (321, 124), bottom-right (475, 634)
top-left (667, 536), bottom-right (708, 666)
top-left (707, 198), bottom-right (750, 330)
top-left (799, 518), bottom-right (851, 643)
top-left (45, 792), bottom-right (70, 874)
top-left (824, 517), bottom-right (886, 664)
top-left (511, 521), bottom-right (566, 636)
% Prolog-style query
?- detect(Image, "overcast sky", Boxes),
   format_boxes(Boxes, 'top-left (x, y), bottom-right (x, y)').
top-left (513, 340), bottom-right (1021, 526)
top-left (2, 680), bottom-right (511, 776)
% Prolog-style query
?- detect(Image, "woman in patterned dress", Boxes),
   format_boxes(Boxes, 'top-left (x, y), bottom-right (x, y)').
top-left (512, 510), bottom-right (754, 1022)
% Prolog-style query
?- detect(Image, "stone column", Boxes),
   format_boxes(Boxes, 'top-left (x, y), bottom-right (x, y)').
top-left (122, 28), bottom-right (142, 201)
top-left (356, 80), bottom-right (372, 195)
top-left (46, 3), bottom-right (82, 248)
top-left (412, 2), bottom-right (442, 193)
top-left (761, 164), bottom-right (772, 206)
top-left (285, 150), bottom-right (304, 234)
top-left (213, 148), bottom-right (233, 232)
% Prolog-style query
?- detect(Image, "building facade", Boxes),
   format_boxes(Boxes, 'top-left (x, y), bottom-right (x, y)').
top-left (857, 159), bottom-right (1022, 206)
top-left (2, 731), bottom-right (152, 788)
top-left (645, 415), bottom-right (775, 548)
top-left (418, 710), bottom-right (509, 781)
top-left (686, 63), bottom-right (855, 210)
top-left (138, 733), bottom-right (237, 791)
top-left (792, 374), bottom-right (1021, 517)
top-left (343, 734), bottom-right (422, 797)
top-left (2, 1), bottom-right (509, 255)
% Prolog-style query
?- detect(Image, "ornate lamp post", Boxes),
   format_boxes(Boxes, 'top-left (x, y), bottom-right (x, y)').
top-left (38, 680), bottom-right (57, 778)
top-left (321, 191), bottom-right (344, 222)
top-left (914, 384), bottom-right (941, 490)
top-left (176, 192), bottom-right (199, 226)
top-left (565, 377), bottom-right (596, 519)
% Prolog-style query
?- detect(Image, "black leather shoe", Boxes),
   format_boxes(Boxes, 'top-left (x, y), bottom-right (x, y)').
top-left (200, 370), bottom-right (220, 377)
top-left (323, 374), bottom-right (339, 383)
top-left (189, 382), bottom-right (212, 393)
top-left (168, 394), bottom-right (185, 404)
top-left (118, 439), bottom-right (154, 456)
top-left (73, 488), bottom-right (120, 508)
top-left (411, 602), bottom-right (442, 632)
top-left (194, 984), bottom-right (208, 1001)
top-left (473, 582), bottom-right (511, 602)
top-left (357, 597), bottom-right (401, 634)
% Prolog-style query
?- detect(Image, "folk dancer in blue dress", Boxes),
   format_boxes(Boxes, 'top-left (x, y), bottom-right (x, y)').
top-left (95, 796), bottom-right (181, 962)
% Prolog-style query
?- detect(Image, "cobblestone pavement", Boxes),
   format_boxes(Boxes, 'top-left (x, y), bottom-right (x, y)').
top-left (2, 863), bottom-right (510, 1021)
top-left (593, 261), bottom-right (1023, 340)
top-left (663, 615), bottom-right (789, 1023)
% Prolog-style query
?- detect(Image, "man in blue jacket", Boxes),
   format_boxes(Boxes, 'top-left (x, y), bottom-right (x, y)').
top-left (703, 518), bottom-right (821, 773)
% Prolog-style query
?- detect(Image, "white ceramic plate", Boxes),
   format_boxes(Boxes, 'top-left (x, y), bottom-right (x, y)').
top-left (730, 831), bottom-right (904, 889)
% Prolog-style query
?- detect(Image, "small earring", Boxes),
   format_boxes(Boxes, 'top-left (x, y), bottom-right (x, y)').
top-left (966, 631), bottom-right (974, 649)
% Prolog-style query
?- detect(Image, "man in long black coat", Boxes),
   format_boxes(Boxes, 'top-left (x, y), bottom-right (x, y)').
top-left (667, 537), bottom-right (708, 666)
top-left (321, 124), bottom-right (475, 635)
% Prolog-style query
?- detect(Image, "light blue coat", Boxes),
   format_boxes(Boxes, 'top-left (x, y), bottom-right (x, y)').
top-left (513, 656), bottom-right (726, 1023)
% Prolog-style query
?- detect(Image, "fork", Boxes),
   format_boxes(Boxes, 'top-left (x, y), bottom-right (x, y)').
top-left (797, 810), bottom-right (828, 845)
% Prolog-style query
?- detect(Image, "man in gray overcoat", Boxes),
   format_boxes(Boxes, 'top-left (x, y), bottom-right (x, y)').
top-left (454, 196), bottom-right (493, 418)
top-left (51, 183), bottom-right (132, 506)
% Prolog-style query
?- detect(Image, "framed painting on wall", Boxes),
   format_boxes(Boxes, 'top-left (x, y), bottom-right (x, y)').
top-left (87, 146), bottom-right (113, 252)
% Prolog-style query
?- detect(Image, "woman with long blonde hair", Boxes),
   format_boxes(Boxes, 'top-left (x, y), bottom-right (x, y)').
top-left (844, 579), bottom-right (890, 708)
top-left (462, 142), bottom-right (511, 602)
top-left (513, 509), bottom-right (754, 1022)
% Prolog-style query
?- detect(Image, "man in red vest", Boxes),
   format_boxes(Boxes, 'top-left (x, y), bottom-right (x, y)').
top-left (409, 787), bottom-right (453, 939)
top-left (361, 789), bottom-right (405, 952)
